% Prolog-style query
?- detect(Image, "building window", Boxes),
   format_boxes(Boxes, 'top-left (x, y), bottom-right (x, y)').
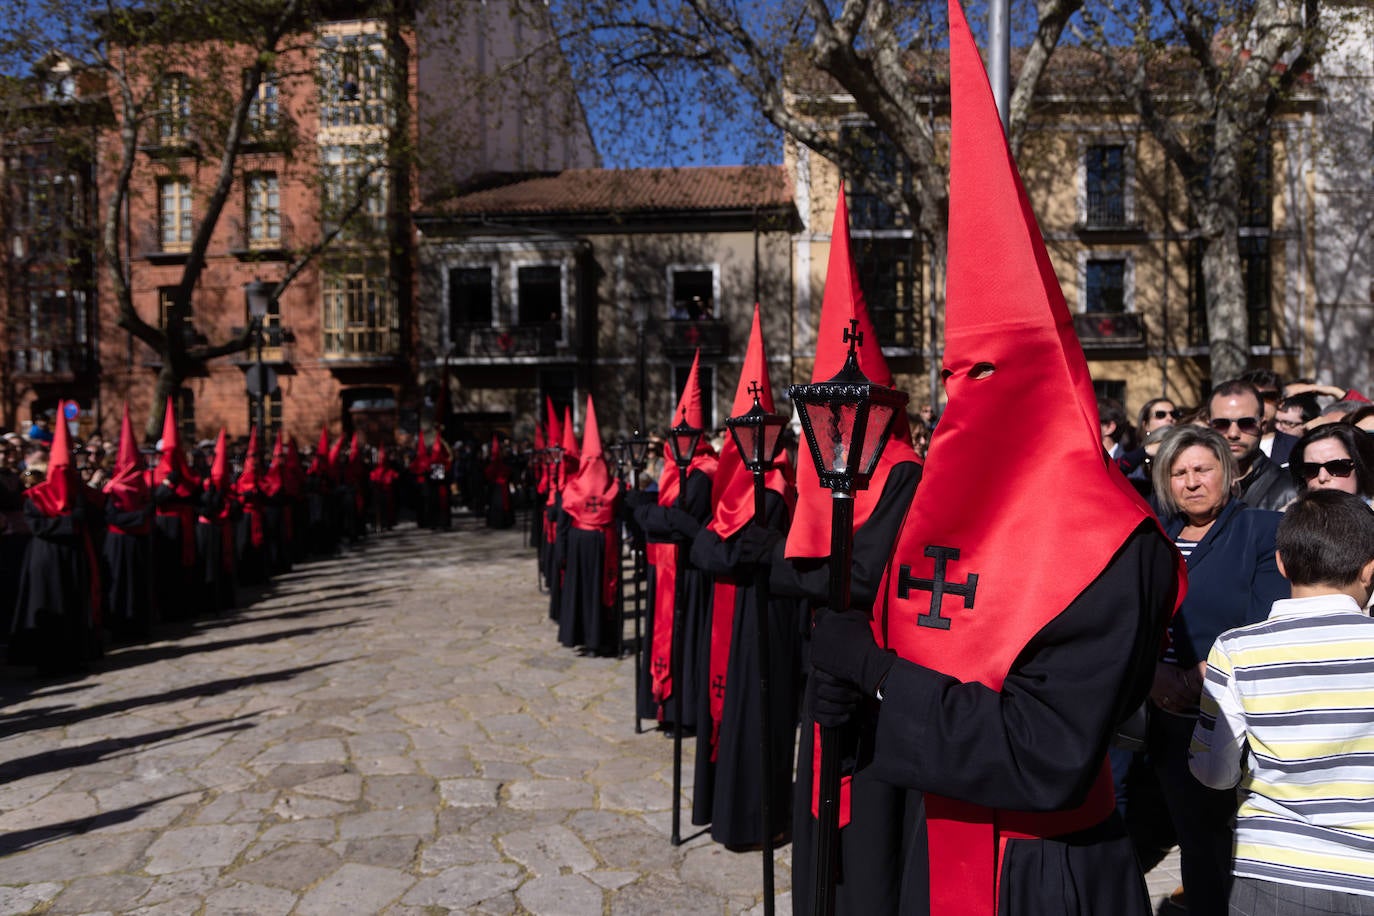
top-left (841, 123), bottom-right (911, 230)
top-left (1084, 145), bottom-right (1127, 226)
top-left (321, 146), bottom-right (387, 239)
top-left (1092, 379), bottom-right (1127, 405)
top-left (1239, 134), bottom-right (1271, 229)
top-left (158, 177), bottom-right (193, 251)
top-left (668, 268), bottom-right (715, 320)
top-left (157, 73), bottom-right (191, 144)
top-left (1084, 259), bottom-right (1127, 313)
top-left (1241, 236), bottom-right (1271, 345)
top-left (322, 257), bottom-right (396, 357)
top-left (246, 173), bottom-right (280, 247)
top-left (1188, 239), bottom-right (1271, 348)
top-left (448, 267), bottom-right (494, 334)
top-left (516, 265), bottom-right (562, 327)
top-left (319, 32), bottom-right (389, 129)
top-left (248, 390), bottom-right (283, 436)
top-left (853, 237), bottom-right (920, 349)
top-left (673, 363), bottom-right (715, 431)
top-left (10, 287), bottom-right (84, 375)
top-left (246, 72), bottom-right (279, 135)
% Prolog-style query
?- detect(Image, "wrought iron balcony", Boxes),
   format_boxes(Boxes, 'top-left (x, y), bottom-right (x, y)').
top-left (228, 324), bottom-right (295, 365)
top-left (228, 215), bottom-right (295, 261)
top-left (450, 324), bottom-right (560, 360)
top-left (661, 319), bottom-right (729, 357)
top-left (1073, 312), bottom-right (1145, 348)
top-left (9, 344), bottom-right (92, 380)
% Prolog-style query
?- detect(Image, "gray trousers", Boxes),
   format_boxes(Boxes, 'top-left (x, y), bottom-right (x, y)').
top-left (1231, 876), bottom-right (1374, 916)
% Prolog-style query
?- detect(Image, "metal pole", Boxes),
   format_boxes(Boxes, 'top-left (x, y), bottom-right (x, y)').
top-left (813, 489), bottom-right (854, 916)
top-left (632, 461), bottom-right (645, 735)
top-left (751, 470), bottom-right (776, 916)
top-left (988, 0), bottom-right (1011, 133)
top-left (670, 459), bottom-right (689, 846)
top-left (254, 317), bottom-right (266, 438)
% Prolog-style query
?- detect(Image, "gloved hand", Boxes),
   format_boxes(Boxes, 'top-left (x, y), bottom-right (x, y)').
top-left (810, 608), bottom-right (896, 697)
top-left (624, 489), bottom-right (656, 511)
top-left (811, 669), bottom-right (863, 728)
top-left (735, 523), bottom-right (782, 565)
top-left (665, 507), bottom-right (699, 540)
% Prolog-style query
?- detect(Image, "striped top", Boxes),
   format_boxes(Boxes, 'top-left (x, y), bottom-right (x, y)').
top-left (1189, 594), bottom-right (1374, 897)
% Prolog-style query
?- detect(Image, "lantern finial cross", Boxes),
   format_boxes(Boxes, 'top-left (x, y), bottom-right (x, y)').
top-left (843, 318), bottom-right (863, 354)
top-left (748, 380), bottom-right (763, 403)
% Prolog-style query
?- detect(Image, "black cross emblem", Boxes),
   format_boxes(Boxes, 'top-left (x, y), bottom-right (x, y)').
top-left (898, 545), bottom-right (979, 631)
top-left (748, 380), bottom-right (763, 401)
top-left (652, 658), bottom-right (668, 675)
top-left (843, 318), bottom-right (863, 351)
top-left (586, 495), bottom-right (602, 513)
top-left (711, 674), bottom-right (727, 700)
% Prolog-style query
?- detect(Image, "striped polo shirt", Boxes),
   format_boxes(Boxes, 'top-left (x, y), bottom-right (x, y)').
top-left (1189, 594), bottom-right (1374, 897)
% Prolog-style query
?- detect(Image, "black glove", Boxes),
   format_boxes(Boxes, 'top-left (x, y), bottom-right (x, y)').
top-left (624, 489), bottom-right (655, 511)
top-left (665, 507), bottom-right (699, 540)
top-left (70, 504), bottom-right (86, 525)
top-left (811, 669), bottom-right (863, 728)
top-left (735, 523), bottom-right (782, 565)
top-left (810, 608), bottom-right (896, 697)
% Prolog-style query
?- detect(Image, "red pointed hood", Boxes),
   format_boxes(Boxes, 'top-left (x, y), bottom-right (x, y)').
top-left (208, 428), bottom-right (229, 491)
top-left (560, 405), bottom-right (579, 461)
top-left (565, 396), bottom-right (616, 528)
top-left (283, 437), bottom-right (305, 497)
top-left (709, 305), bottom-right (794, 539)
top-left (877, 6), bottom-right (1178, 912)
top-left (262, 432), bottom-right (285, 497)
top-left (27, 400), bottom-right (78, 515)
top-left (429, 433), bottom-right (445, 464)
top-left (785, 188), bottom-right (918, 559)
top-left (546, 397), bottom-right (562, 453)
top-left (106, 401), bottom-right (151, 512)
top-left (656, 348), bottom-right (719, 505)
top-left (349, 432), bottom-right (365, 473)
top-left (235, 426), bottom-right (262, 494)
top-left (155, 396), bottom-right (200, 497)
top-left (554, 404), bottom-right (580, 492)
top-left (308, 424), bottom-right (332, 478)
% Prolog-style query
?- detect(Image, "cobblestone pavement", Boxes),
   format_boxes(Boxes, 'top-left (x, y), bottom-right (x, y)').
top-left (1, 516), bottom-right (1182, 915)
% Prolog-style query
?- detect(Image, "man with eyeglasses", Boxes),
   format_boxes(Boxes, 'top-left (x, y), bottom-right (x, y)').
top-left (1207, 380), bottom-right (1297, 512)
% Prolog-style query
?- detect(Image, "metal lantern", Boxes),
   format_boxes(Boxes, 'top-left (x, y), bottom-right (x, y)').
top-left (625, 430), bottom-right (651, 473)
top-left (608, 439), bottom-right (628, 477)
top-left (726, 381), bottom-right (787, 476)
top-left (788, 319), bottom-right (908, 493)
top-left (666, 410), bottom-right (703, 472)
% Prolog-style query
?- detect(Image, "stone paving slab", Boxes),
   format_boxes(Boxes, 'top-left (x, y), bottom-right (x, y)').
top-left (1, 516), bottom-right (1183, 914)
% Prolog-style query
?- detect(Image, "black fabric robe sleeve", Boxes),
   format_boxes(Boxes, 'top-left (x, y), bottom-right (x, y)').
top-left (768, 461), bottom-right (921, 613)
top-left (635, 469), bottom-right (713, 543)
top-left (865, 521), bottom-right (1176, 812)
top-left (24, 500), bottom-right (76, 539)
top-left (688, 489), bottom-right (788, 575)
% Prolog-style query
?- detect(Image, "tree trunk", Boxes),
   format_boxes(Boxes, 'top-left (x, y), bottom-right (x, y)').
top-left (1200, 228), bottom-right (1249, 383)
top-left (145, 362), bottom-right (184, 444)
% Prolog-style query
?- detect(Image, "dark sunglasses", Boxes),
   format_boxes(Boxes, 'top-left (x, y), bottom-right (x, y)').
top-left (1298, 459), bottom-right (1356, 479)
top-left (1208, 416), bottom-right (1262, 434)
top-left (1151, 409), bottom-right (1183, 420)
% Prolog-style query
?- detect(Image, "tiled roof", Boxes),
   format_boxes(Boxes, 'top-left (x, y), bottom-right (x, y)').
top-left (425, 166), bottom-right (793, 218)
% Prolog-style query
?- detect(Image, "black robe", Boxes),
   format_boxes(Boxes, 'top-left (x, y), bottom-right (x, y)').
top-left (769, 462), bottom-right (920, 915)
top-left (556, 486), bottom-right (624, 655)
top-left (103, 502), bottom-right (154, 639)
top-left (8, 501), bottom-right (100, 673)
top-left (798, 521), bottom-right (1177, 916)
top-left (152, 484), bottom-right (198, 621)
top-left (545, 492), bottom-right (567, 623)
top-left (634, 468), bottom-right (713, 731)
top-left (690, 489), bottom-right (800, 849)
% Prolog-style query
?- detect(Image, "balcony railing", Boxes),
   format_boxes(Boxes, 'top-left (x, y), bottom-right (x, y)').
top-left (323, 327), bottom-right (400, 362)
top-left (228, 215), bottom-right (295, 260)
top-left (450, 323), bottom-right (560, 359)
top-left (661, 319), bottom-right (729, 357)
top-left (10, 344), bottom-right (92, 378)
top-left (228, 324), bottom-right (294, 365)
top-left (1073, 312), bottom-right (1145, 348)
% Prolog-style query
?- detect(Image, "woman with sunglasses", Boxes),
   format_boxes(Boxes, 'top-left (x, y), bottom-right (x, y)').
top-left (1289, 424), bottom-right (1374, 505)
top-left (1146, 425), bottom-right (1289, 915)
top-left (1138, 397), bottom-right (1182, 435)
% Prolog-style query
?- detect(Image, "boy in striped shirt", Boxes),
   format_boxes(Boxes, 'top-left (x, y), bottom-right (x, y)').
top-left (1190, 489), bottom-right (1374, 914)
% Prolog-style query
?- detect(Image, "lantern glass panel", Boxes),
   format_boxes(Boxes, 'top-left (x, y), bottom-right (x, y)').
top-left (759, 420), bottom-right (783, 465)
top-left (802, 399), bottom-right (859, 474)
top-left (669, 429), bottom-right (700, 465)
top-left (729, 422), bottom-right (761, 466)
top-left (858, 402), bottom-right (895, 477)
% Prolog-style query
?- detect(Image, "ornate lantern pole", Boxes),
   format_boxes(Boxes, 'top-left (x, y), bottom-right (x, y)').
top-left (624, 430), bottom-right (652, 733)
top-left (665, 409), bottom-right (703, 847)
top-left (725, 382), bottom-right (787, 916)
top-left (787, 319), bottom-right (907, 916)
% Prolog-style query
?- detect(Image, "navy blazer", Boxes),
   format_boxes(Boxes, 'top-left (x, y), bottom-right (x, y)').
top-left (1163, 498), bottom-right (1288, 666)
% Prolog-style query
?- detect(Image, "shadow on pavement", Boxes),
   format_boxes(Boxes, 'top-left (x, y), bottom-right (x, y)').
top-left (0, 792), bottom-right (199, 857)
top-left (96, 620), bottom-right (364, 675)
top-left (0, 659), bottom-right (348, 738)
top-left (0, 717), bottom-right (257, 784)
